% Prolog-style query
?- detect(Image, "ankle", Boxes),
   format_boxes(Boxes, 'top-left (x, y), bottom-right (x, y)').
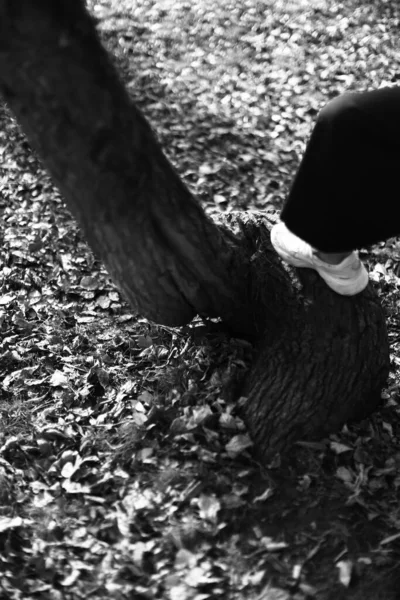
top-left (315, 251), bottom-right (353, 265)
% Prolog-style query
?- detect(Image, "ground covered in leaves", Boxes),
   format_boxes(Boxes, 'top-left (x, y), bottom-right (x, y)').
top-left (1, 0), bottom-right (400, 598)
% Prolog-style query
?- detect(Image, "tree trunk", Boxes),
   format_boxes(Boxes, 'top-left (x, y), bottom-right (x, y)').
top-left (239, 215), bottom-right (390, 459)
top-left (0, 0), bottom-right (390, 459)
top-left (0, 0), bottom-right (260, 335)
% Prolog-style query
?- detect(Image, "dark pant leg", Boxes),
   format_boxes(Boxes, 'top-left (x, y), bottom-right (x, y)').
top-left (281, 87), bottom-right (400, 252)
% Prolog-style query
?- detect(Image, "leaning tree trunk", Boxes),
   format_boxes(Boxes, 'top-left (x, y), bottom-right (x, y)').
top-left (0, 0), bottom-right (260, 337)
top-left (0, 0), bottom-right (390, 460)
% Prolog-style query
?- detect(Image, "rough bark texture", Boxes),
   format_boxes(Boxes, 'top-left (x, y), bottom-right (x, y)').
top-left (216, 213), bottom-right (390, 460)
top-left (0, 0), bottom-right (391, 459)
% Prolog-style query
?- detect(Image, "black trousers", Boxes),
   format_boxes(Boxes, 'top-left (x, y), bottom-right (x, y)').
top-left (280, 87), bottom-right (400, 252)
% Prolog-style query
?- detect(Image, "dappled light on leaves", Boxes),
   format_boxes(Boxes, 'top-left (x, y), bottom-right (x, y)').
top-left (0, 0), bottom-right (400, 599)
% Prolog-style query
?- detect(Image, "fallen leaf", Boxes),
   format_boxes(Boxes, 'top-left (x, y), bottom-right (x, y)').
top-left (175, 548), bottom-right (197, 569)
top-left (336, 560), bottom-right (353, 587)
top-left (330, 442), bottom-right (352, 454)
top-left (50, 370), bottom-right (69, 388)
top-left (225, 434), bottom-right (253, 458)
top-left (198, 494), bottom-right (221, 522)
top-left (80, 275), bottom-right (99, 290)
top-left (0, 517), bottom-right (33, 532)
top-left (336, 466), bottom-right (353, 484)
top-left (0, 294), bottom-right (15, 305)
top-left (96, 294), bottom-right (111, 309)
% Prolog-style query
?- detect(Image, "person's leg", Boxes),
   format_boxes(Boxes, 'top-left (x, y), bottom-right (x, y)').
top-left (280, 86), bottom-right (400, 253)
top-left (271, 87), bottom-right (400, 294)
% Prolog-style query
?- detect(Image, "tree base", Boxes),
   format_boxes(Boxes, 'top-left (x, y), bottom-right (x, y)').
top-left (215, 212), bottom-right (390, 461)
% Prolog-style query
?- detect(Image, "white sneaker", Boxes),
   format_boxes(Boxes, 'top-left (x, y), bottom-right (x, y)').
top-left (270, 222), bottom-right (369, 296)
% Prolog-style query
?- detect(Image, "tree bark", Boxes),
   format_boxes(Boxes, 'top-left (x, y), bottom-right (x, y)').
top-left (239, 217), bottom-right (390, 460)
top-left (0, 0), bottom-right (390, 459)
top-left (0, 0), bottom-right (261, 335)
top-left (207, 212), bottom-right (389, 460)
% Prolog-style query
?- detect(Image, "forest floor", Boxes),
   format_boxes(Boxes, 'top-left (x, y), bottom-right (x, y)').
top-left (1, 0), bottom-right (400, 598)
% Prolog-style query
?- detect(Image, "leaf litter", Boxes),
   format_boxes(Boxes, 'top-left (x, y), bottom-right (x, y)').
top-left (1, 0), bottom-right (400, 599)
